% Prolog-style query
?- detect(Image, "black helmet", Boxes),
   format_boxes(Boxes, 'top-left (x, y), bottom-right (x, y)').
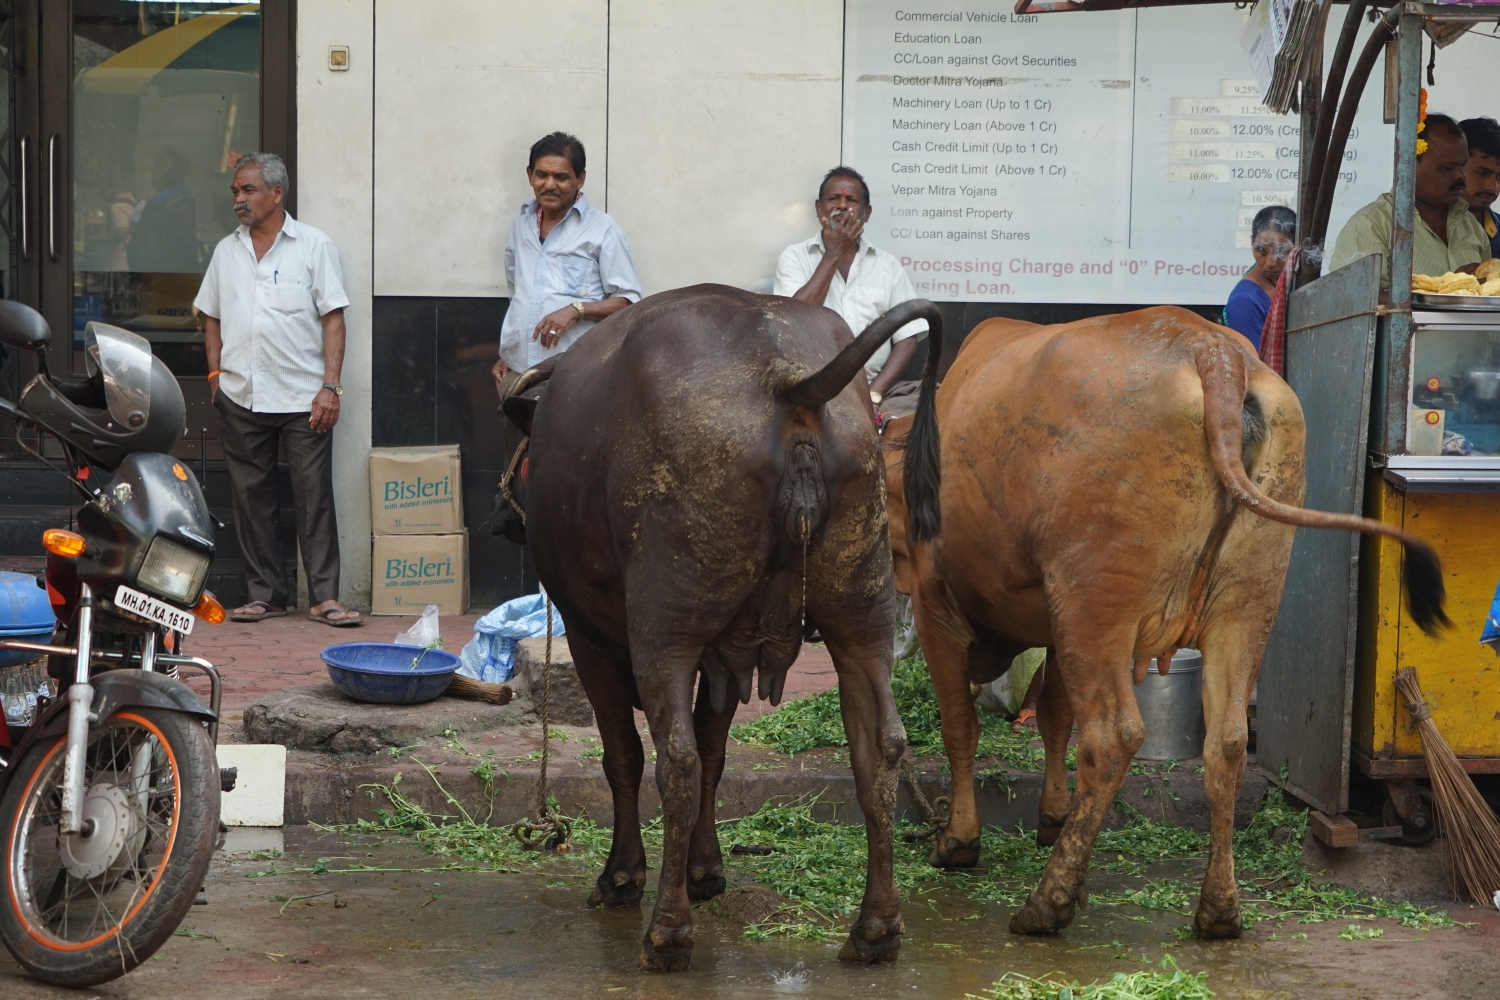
top-left (20, 322), bottom-right (185, 471)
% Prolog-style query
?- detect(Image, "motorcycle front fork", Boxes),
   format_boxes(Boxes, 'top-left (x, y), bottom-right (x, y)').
top-left (59, 584), bottom-right (97, 836)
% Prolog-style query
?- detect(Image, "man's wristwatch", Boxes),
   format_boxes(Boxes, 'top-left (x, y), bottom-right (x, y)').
top-left (571, 301), bottom-right (586, 319)
top-left (322, 383), bottom-right (343, 397)
top-left (870, 390), bottom-right (884, 405)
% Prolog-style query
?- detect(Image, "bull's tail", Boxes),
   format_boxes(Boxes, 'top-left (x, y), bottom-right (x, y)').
top-left (1198, 340), bottom-right (1449, 635)
top-left (779, 299), bottom-right (943, 409)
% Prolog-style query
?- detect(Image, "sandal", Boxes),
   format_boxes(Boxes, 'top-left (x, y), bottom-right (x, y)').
top-left (229, 601), bottom-right (288, 623)
top-left (1011, 707), bottom-right (1038, 734)
top-left (309, 604), bottom-right (363, 627)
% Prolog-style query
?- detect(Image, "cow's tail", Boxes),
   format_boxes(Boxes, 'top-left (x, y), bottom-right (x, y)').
top-left (1198, 339), bottom-right (1449, 635)
top-left (780, 299), bottom-right (942, 409)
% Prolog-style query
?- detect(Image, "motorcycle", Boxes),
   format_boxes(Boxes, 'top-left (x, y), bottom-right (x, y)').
top-left (0, 301), bottom-right (226, 987)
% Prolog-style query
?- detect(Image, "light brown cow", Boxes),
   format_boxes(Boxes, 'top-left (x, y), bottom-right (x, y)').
top-left (889, 307), bottom-right (1446, 939)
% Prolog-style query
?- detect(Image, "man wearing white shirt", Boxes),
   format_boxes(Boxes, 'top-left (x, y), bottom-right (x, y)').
top-left (490, 132), bottom-right (642, 396)
top-left (195, 152), bottom-right (361, 627)
top-left (774, 167), bottom-right (928, 408)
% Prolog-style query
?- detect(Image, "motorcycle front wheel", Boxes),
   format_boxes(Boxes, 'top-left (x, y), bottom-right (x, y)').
top-left (0, 706), bottom-right (218, 987)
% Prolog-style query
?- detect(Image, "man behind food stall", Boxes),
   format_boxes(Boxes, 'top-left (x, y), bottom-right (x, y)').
top-left (1460, 116), bottom-right (1500, 260)
top-left (1329, 113), bottom-right (1489, 287)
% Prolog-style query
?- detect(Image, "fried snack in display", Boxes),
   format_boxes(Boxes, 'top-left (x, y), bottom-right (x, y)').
top-left (1413, 273), bottom-right (1442, 292)
top-left (1481, 278), bottom-right (1500, 296)
top-left (1436, 271), bottom-right (1482, 294)
top-left (1477, 258), bottom-right (1500, 282)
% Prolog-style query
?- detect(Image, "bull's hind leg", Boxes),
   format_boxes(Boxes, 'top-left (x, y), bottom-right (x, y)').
top-left (823, 627), bottom-right (907, 964)
top-left (1011, 624), bottom-right (1143, 936)
top-left (686, 675), bottom-right (737, 901)
top-left (571, 641), bottom-right (648, 908)
top-left (634, 648), bottom-right (709, 972)
top-left (1192, 622), bottom-right (1264, 939)
top-left (910, 585), bottom-right (983, 867)
top-left (1035, 652), bottom-right (1073, 848)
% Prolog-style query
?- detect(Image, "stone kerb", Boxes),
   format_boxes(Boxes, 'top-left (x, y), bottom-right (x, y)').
top-left (513, 636), bottom-right (593, 728)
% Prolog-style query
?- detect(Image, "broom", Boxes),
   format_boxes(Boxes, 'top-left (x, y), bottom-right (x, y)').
top-left (1393, 667), bottom-right (1500, 905)
top-left (445, 674), bottom-right (513, 705)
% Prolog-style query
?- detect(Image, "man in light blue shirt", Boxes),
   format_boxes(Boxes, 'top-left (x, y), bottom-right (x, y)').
top-left (492, 132), bottom-right (641, 393)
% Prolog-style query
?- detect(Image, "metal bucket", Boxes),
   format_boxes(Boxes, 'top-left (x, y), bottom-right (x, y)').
top-left (1131, 649), bottom-right (1205, 760)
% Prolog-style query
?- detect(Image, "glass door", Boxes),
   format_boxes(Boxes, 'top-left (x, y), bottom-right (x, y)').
top-left (10, 0), bottom-right (292, 461)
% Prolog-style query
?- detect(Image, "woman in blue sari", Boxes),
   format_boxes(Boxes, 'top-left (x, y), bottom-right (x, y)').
top-left (1225, 205), bottom-right (1296, 351)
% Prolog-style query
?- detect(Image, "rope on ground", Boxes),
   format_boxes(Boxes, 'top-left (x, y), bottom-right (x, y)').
top-left (899, 751), bottom-right (950, 842)
top-left (510, 596), bottom-right (572, 852)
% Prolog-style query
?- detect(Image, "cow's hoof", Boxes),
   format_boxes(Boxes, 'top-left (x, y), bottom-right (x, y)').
top-left (1036, 815), bottom-right (1065, 848)
top-left (1194, 900), bottom-right (1243, 940)
top-left (587, 869), bottom-right (645, 908)
top-left (640, 924), bottom-right (693, 972)
top-left (1008, 894), bottom-right (1075, 936)
top-left (687, 874), bottom-right (726, 901)
top-left (838, 913), bottom-right (904, 964)
top-left (928, 835), bottom-right (982, 869)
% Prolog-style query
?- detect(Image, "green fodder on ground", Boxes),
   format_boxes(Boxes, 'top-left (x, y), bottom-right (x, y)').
top-left (730, 655), bottom-right (1051, 771)
top-left (979, 957), bottom-right (1215, 1000)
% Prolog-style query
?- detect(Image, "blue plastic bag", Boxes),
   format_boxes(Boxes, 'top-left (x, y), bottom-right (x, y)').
top-left (458, 593), bottom-right (564, 683)
top-left (1481, 577), bottom-right (1500, 656)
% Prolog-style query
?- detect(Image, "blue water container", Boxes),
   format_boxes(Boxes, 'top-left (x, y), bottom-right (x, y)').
top-left (0, 572), bottom-right (56, 670)
top-left (320, 642), bottom-right (460, 705)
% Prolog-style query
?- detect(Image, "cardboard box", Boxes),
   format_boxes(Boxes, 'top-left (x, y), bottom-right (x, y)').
top-left (369, 444), bottom-right (464, 534)
top-left (371, 531), bottom-right (469, 615)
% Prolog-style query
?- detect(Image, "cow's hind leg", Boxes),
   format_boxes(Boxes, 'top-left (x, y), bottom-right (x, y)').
top-left (1010, 624), bottom-right (1143, 936)
top-left (635, 648), bottom-right (708, 972)
top-left (911, 585), bottom-right (983, 868)
top-left (572, 641), bottom-right (648, 908)
top-left (824, 629), bottom-right (906, 964)
top-left (1192, 623), bottom-right (1261, 939)
top-left (686, 675), bottom-right (737, 901)
top-left (1035, 652), bottom-right (1073, 848)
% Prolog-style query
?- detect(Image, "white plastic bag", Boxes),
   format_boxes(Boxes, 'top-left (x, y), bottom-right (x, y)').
top-left (394, 604), bottom-right (442, 648)
top-left (458, 593), bottom-right (563, 684)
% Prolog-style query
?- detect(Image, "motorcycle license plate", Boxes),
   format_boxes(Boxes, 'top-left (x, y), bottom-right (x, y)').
top-left (114, 585), bottom-right (194, 635)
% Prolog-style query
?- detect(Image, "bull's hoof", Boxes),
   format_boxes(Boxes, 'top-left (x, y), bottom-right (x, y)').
top-left (1036, 815), bottom-right (1065, 848)
top-left (838, 913), bottom-right (904, 964)
top-left (587, 869), bottom-right (645, 908)
top-left (1008, 892), bottom-right (1076, 936)
top-left (640, 924), bottom-right (693, 972)
top-left (1193, 900), bottom-right (1243, 940)
top-left (687, 874), bottom-right (727, 901)
top-left (927, 835), bottom-right (982, 869)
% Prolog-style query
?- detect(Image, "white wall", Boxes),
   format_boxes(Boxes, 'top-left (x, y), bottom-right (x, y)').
top-left (606, 1), bottom-right (844, 293)
top-left (372, 0), bottom-right (610, 297)
top-left (298, 0), bottom-right (375, 609)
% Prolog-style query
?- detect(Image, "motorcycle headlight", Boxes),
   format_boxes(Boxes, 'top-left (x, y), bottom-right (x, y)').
top-left (136, 536), bottom-right (210, 604)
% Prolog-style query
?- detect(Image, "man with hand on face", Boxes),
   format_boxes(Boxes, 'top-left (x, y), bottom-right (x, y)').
top-left (195, 152), bottom-right (361, 627)
top-left (490, 132), bottom-right (641, 399)
top-left (1461, 116), bottom-right (1500, 260)
top-left (774, 167), bottom-right (927, 413)
top-left (1331, 113), bottom-right (1490, 287)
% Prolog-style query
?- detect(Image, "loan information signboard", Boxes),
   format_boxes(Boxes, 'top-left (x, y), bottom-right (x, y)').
top-left (842, 2), bottom-right (1393, 304)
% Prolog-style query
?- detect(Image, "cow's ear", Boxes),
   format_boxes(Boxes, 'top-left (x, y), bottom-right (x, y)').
top-left (501, 394), bottom-right (538, 435)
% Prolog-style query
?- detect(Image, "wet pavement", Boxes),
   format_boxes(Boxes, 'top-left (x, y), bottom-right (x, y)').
top-left (0, 827), bottom-right (1494, 1000)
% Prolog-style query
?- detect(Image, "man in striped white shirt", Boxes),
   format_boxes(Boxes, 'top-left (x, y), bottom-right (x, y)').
top-left (491, 132), bottom-right (642, 395)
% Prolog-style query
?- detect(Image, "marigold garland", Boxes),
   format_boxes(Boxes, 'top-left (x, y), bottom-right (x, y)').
top-left (1417, 88), bottom-right (1429, 156)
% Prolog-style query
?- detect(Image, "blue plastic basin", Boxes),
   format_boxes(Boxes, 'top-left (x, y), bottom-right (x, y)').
top-left (0, 571), bottom-right (55, 670)
top-left (320, 642), bottom-right (460, 705)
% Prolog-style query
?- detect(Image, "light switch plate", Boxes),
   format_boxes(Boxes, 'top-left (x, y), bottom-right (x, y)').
top-left (328, 45), bottom-right (350, 71)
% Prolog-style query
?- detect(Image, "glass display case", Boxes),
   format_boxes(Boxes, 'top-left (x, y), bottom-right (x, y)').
top-left (1406, 310), bottom-right (1500, 457)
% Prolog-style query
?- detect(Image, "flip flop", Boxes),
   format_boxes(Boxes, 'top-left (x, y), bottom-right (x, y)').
top-left (309, 605), bottom-right (363, 627)
top-left (229, 601), bottom-right (288, 623)
top-left (1011, 707), bottom-right (1038, 734)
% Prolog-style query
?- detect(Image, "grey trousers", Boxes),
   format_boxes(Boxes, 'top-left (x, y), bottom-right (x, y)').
top-left (214, 394), bottom-right (340, 608)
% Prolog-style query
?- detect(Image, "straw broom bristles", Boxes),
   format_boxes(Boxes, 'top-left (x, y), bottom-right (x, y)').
top-left (445, 674), bottom-right (513, 705)
top-left (1393, 667), bottom-right (1500, 906)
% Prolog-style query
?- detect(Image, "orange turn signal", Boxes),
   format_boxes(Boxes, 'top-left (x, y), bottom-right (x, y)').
top-left (41, 529), bottom-right (86, 558)
top-left (192, 590), bottom-right (226, 625)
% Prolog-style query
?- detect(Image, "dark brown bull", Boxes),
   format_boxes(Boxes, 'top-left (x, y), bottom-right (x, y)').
top-left (517, 284), bottom-right (942, 970)
top-left (891, 308), bottom-right (1446, 940)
